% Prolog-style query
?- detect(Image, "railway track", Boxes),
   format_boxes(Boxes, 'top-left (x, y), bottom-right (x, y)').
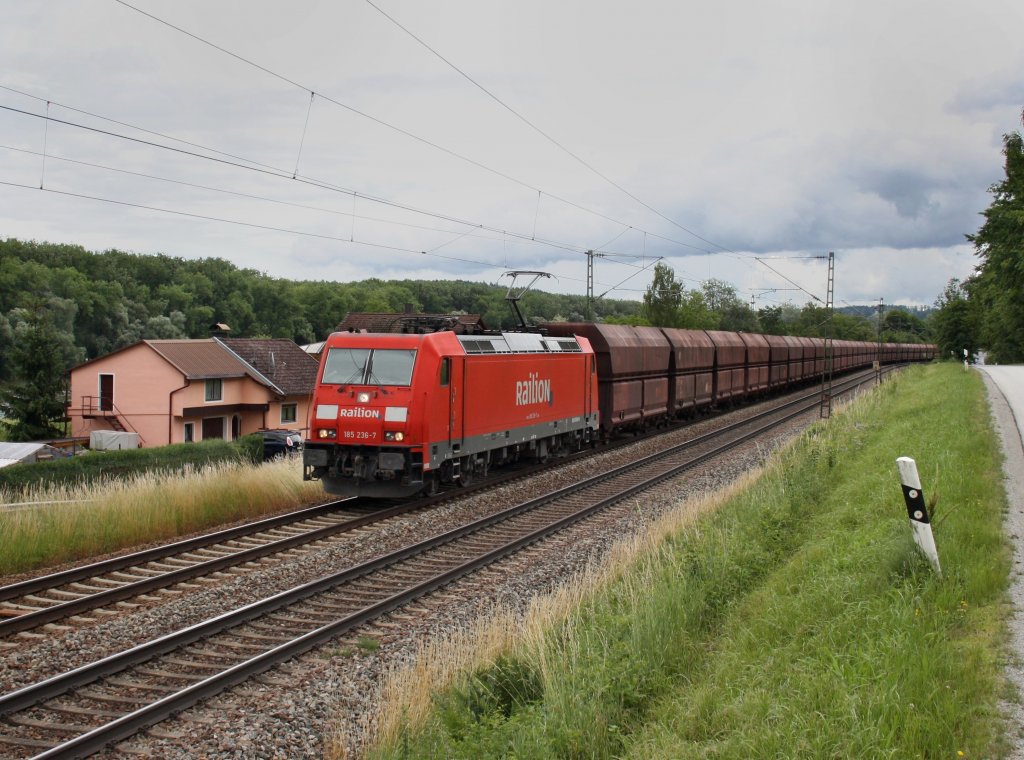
top-left (0, 369), bottom-right (873, 640)
top-left (0, 464), bottom-right (550, 639)
top-left (0, 499), bottom-right (385, 639)
top-left (0, 367), bottom-right (886, 758)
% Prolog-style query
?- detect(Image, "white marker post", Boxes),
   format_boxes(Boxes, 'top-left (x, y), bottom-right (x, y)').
top-left (896, 456), bottom-right (941, 577)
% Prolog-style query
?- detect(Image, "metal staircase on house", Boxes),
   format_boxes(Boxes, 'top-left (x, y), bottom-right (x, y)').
top-left (79, 396), bottom-right (144, 443)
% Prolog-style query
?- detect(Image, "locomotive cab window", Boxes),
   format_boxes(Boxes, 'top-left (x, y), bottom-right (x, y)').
top-left (440, 357), bottom-right (450, 386)
top-left (322, 347), bottom-right (417, 386)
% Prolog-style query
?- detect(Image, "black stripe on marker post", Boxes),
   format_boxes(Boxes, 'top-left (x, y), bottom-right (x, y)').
top-left (901, 484), bottom-right (930, 524)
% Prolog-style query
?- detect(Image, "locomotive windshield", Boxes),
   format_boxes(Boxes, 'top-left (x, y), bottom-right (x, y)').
top-left (322, 348), bottom-right (417, 386)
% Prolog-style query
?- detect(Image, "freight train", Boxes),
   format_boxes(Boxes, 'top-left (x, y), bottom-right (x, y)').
top-left (302, 324), bottom-right (935, 498)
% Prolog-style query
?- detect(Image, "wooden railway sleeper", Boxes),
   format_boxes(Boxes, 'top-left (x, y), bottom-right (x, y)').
top-left (103, 677), bottom-right (180, 694)
top-left (133, 667), bottom-right (209, 683)
top-left (43, 703), bottom-right (123, 719)
top-left (265, 612), bottom-right (337, 626)
top-left (73, 689), bottom-right (150, 705)
top-left (160, 656), bottom-right (225, 671)
top-left (230, 630), bottom-right (297, 644)
top-left (5, 715), bottom-right (97, 732)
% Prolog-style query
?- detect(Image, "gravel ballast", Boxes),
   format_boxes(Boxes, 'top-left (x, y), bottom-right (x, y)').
top-left (1, 388), bottom-right (849, 758)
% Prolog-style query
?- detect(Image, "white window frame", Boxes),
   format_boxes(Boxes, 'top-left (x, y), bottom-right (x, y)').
top-left (205, 378), bottom-right (223, 402)
top-left (280, 403), bottom-right (297, 424)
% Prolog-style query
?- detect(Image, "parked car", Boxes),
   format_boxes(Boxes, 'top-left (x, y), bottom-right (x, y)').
top-left (261, 429), bottom-right (303, 460)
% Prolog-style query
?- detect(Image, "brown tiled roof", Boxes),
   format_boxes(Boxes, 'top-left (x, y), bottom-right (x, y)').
top-left (220, 339), bottom-right (319, 396)
top-left (337, 313), bottom-right (486, 334)
top-left (146, 339), bottom-right (251, 380)
top-left (72, 339), bottom-right (318, 398)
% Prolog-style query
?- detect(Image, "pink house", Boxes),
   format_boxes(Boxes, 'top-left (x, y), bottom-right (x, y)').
top-left (67, 338), bottom-right (319, 447)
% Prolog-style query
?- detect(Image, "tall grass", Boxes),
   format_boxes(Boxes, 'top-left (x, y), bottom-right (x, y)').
top-left (0, 457), bottom-right (325, 575)
top-left (361, 364), bottom-right (1010, 759)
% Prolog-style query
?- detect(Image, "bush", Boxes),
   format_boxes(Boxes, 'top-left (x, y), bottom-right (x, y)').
top-left (0, 437), bottom-right (259, 495)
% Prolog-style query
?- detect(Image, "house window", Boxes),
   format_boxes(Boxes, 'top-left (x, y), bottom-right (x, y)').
top-left (280, 403), bottom-right (297, 424)
top-left (205, 378), bottom-right (223, 402)
top-left (184, 422), bottom-right (194, 443)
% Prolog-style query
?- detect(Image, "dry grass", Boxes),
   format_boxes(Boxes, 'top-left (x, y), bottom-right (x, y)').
top-left (354, 384), bottom-right (913, 755)
top-left (0, 457), bottom-right (325, 575)
top-left (358, 366), bottom-right (1011, 759)
top-left (361, 469), bottom-right (765, 755)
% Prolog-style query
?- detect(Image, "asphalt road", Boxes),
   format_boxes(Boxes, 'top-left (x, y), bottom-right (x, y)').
top-left (978, 365), bottom-right (1024, 756)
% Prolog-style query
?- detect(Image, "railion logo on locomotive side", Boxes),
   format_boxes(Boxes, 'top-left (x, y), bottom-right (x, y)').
top-left (339, 407), bottom-right (382, 419)
top-left (516, 373), bottom-right (553, 406)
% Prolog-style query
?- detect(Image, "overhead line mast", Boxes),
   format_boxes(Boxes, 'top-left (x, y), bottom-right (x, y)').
top-left (820, 251), bottom-right (835, 419)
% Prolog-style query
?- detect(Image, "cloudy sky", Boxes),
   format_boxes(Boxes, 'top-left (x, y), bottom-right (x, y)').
top-left (1, 1), bottom-right (1022, 309)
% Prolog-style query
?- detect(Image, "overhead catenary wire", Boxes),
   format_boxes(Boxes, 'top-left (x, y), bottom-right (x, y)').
top-left (1, 9), bottom-right (828, 302)
top-left (359, 3), bottom-right (846, 303)
top-left (0, 142), bottom-right (524, 249)
top-left (292, 91), bottom-right (315, 179)
top-left (0, 104), bottom-right (654, 263)
top-left (363, 0), bottom-right (734, 256)
top-left (108, 0), bottom-right (711, 258)
top-left (0, 177), bottom-right (625, 292)
top-left (39, 100), bottom-right (50, 189)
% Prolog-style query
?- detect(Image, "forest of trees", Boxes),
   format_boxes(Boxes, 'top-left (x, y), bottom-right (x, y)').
top-left (0, 236), bottom-right (934, 440)
top-left (630, 261), bottom-right (930, 344)
top-left (0, 237), bottom-right (648, 366)
top-left (0, 237), bottom-right (650, 438)
top-left (930, 123), bottom-right (1024, 364)
top-left (6, 117), bottom-right (1020, 439)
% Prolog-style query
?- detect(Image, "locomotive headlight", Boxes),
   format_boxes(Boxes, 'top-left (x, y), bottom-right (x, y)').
top-left (384, 431), bottom-right (405, 442)
top-left (357, 392), bottom-right (371, 403)
top-left (317, 429), bottom-right (337, 439)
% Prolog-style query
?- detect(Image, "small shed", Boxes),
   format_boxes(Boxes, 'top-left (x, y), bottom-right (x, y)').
top-left (0, 442), bottom-right (69, 469)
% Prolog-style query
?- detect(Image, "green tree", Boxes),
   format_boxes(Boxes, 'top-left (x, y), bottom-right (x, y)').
top-left (0, 304), bottom-right (83, 440)
top-left (641, 262), bottom-right (683, 327)
top-left (930, 278), bottom-right (979, 361)
top-left (881, 308), bottom-right (928, 343)
top-left (967, 128), bottom-right (1024, 362)
top-left (700, 278), bottom-right (757, 331)
top-left (757, 305), bottom-right (785, 335)
top-left (792, 303), bottom-right (831, 337)
top-left (677, 290), bottom-right (717, 329)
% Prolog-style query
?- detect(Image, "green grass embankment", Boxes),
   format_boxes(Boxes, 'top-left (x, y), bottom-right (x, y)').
top-left (364, 363), bottom-right (1010, 759)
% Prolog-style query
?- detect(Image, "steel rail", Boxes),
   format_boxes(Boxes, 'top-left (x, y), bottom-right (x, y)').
top-left (0, 499), bottom-right (353, 602)
top-left (16, 367), bottom-right (880, 758)
top-left (0, 365), bottom-right (889, 639)
top-left (1, 366), bottom-right (880, 715)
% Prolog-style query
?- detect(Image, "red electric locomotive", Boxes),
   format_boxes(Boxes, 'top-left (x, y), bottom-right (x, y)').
top-left (303, 330), bottom-right (599, 498)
